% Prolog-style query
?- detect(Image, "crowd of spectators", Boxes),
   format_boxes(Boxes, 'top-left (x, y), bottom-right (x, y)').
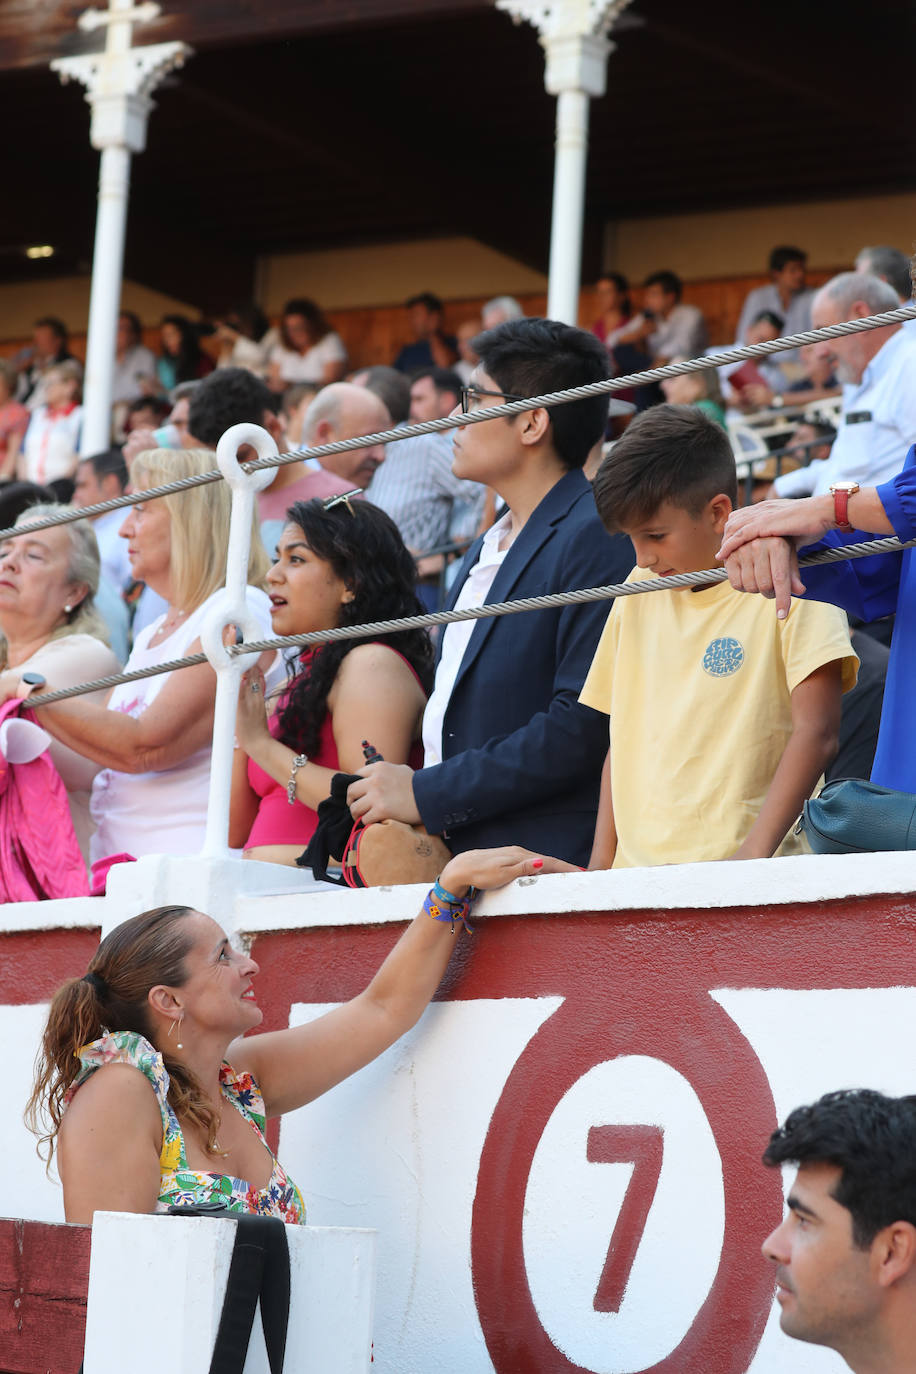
top-left (8, 245), bottom-right (916, 1374)
top-left (0, 236), bottom-right (912, 899)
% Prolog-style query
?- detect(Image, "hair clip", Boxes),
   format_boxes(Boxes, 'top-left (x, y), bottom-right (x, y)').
top-left (323, 489), bottom-right (362, 515)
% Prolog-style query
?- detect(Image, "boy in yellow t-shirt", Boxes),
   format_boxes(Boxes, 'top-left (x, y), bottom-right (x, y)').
top-left (580, 404), bottom-right (858, 868)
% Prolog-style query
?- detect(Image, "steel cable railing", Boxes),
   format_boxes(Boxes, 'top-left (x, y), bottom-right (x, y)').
top-left (1, 301), bottom-right (914, 547)
top-left (25, 534), bottom-right (916, 707)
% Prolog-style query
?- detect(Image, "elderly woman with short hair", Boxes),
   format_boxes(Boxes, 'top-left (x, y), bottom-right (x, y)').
top-left (0, 506), bottom-right (120, 860)
top-left (16, 449), bottom-right (272, 869)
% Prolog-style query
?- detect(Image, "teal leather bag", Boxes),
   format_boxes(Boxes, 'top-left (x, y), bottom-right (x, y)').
top-left (801, 778), bottom-right (916, 855)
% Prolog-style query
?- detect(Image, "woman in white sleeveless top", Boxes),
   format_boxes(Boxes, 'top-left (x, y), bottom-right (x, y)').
top-left (23, 448), bottom-right (272, 866)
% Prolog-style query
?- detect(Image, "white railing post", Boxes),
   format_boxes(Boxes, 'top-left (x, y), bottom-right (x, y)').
top-left (52, 1), bottom-right (190, 456)
top-left (496, 0), bottom-right (632, 324)
top-left (200, 423), bottom-right (276, 858)
top-left (81, 1213), bottom-right (377, 1372)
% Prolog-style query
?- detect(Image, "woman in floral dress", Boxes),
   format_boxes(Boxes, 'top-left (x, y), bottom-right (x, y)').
top-left (27, 849), bottom-right (548, 1224)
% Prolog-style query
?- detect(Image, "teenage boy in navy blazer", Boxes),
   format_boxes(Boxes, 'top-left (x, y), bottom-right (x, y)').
top-left (346, 317), bottom-right (633, 866)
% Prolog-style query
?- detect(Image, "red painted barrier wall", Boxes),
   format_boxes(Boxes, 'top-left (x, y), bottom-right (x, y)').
top-left (0, 930), bottom-right (101, 1004)
top-left (0, 1219), bottom-right (90, 1373)
top-left (250, 891), bottom-right (916, 1372)
top-left (7, 887), bottom-right (916, 1372)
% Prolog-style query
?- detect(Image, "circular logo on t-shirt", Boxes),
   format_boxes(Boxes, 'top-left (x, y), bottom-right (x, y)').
top-left (702, 637), bottom-right (745, 676)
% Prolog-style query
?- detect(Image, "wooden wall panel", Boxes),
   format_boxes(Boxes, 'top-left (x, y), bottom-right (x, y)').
top-left (0, 270), bottom-right (842, 373)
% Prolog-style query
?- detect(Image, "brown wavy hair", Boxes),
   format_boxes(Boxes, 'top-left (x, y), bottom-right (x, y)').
top-left (25, 905), bottom-right (224, 1165)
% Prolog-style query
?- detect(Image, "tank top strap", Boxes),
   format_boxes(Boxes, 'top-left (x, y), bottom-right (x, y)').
top-left (218, 1061), bottom-right (268, 1138)
top-left (69, 1029), bottom-right (183, 1173)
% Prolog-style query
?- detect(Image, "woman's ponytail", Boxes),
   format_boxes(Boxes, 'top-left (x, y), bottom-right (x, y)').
top-left (25, 972), bottom-right (109, 1164)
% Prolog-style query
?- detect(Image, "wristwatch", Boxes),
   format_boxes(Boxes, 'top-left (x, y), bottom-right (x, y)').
top-left (829, 481), bottom-right (859, 532)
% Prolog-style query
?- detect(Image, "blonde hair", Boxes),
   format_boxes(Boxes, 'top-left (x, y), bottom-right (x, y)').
top-left (46, 360), bottom-right (83, 403)
top-left (130, 448), bottom-right (270, 612)
top-left (0, 506), bottom-right (109, 668)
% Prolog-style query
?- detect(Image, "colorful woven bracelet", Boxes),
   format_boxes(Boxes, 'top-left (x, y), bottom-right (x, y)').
top-left (424, 879), bottom-right (479, 934)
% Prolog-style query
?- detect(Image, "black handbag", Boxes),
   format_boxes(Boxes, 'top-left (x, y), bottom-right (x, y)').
top-left (801, 777), bottom-right (916, 855)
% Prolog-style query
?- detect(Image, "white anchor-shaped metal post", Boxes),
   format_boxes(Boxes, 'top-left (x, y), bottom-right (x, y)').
top-left (52, 0), bottom-right (190, 455)
top-left (200, 424), bottom-right (276, 857)
top-left (496, 0), bottom-right (633, 323)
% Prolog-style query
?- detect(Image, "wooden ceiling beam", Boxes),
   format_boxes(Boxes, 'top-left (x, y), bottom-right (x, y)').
top-left (0, 0), bottom-right (491, 71)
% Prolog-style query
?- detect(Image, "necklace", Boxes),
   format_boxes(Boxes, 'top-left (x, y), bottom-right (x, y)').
top-left (157, 607), bottom-right (188, 637)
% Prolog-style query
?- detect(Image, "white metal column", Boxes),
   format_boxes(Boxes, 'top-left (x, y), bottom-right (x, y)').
top-left (496, 0), bottom-right (632, 324)
top-left (53, 0), bottom-right (190, 455)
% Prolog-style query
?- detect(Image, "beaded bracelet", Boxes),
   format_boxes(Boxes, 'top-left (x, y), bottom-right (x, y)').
top-left (423, 877), bottom-right (480, 934)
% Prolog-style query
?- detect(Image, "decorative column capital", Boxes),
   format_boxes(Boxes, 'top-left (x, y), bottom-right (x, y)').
top-left (52, 41), bottom-right (190, 151)
top-left (496, 0), bottom-right (633, 95)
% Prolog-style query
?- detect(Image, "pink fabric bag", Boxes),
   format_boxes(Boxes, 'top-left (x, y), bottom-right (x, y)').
top-left (0, 698), bottom-right (89, 901)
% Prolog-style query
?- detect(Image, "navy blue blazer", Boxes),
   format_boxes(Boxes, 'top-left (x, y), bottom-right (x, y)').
top-left (412, 468), bottom-right (634, 865)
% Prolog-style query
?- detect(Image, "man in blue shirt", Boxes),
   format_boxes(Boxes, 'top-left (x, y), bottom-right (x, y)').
top-left (717, 446), bottom-right (916, 791)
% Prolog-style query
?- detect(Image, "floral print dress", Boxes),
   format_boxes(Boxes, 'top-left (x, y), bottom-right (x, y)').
top-left (67, 1030), bottom-right (306, 1224)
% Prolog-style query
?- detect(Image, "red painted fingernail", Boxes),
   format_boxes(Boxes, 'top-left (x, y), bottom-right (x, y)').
top-left (532, 859), bottom-right (543, 869)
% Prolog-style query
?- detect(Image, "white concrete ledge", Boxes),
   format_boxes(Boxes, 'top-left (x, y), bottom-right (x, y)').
top-left (233, 849), bottom-right (916, 935)
top-left (0, 895), bottom-right (102, 933)
top-left (2, 850), bottom-right (913, 939)
top-left (83, 1212), bottom-right (376, 1373)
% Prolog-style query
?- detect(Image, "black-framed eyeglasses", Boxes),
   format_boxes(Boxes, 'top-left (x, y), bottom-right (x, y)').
top-left (458, 385), bottom-right (526, 415)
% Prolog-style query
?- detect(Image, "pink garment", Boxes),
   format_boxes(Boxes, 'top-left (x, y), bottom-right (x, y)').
top-left (245, 646), bottom-right (425, 850)
top-left (0, 699), bottom-right (89, 901)
top-left (89, 851), bottom-right (136, 897)
top-left (257, 468), bottom-right (356, 522)
top-left (246, 707), bottom-right (337, 849)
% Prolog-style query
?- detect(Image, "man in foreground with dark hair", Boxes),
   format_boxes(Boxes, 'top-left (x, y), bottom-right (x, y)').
top-left (762, 1089), bottom-right (916, 1372)
top-left (187, 365), bottom-right (282, 449)
top-left (347, 317), bottom-right (633, 865)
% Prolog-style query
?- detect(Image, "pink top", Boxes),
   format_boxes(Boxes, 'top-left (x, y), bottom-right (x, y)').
top-left (246, 705), bottom-right (338, 849)
top-left (244, 646), bottom-right (425, 850)
top-left (257, 468), bottom-right (356, 522)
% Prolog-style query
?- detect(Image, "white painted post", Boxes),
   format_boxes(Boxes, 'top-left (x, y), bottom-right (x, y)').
top-left (82, 1213), bottom-right (377, 1373)
top-left (495, 0), bottom-right (632, 324)
top-left (200, 423), bottom-right (276, 858)
top-left (546, 84), bottom-right (593, 323)
top-left (52, 1), bottom-right (190, 456)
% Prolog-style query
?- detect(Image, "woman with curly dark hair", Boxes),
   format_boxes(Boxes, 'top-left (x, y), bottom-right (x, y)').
top-left (230, 497), bottom-right (432, 866)
top-left (266, 297), bottom-right (347, 389)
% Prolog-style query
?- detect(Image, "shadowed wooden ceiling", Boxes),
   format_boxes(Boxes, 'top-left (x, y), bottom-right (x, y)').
top-left (1, 0), bottom-right (913, 307)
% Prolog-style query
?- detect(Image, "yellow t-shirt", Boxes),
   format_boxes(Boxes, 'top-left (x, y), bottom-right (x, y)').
top-left (579, 571), bottom-right (858, 867)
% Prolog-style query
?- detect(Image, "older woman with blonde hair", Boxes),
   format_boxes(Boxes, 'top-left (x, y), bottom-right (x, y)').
top-left (0, 506), bottom-right (120, 860)
top-left (20, 449), bottom-right (272, 869)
